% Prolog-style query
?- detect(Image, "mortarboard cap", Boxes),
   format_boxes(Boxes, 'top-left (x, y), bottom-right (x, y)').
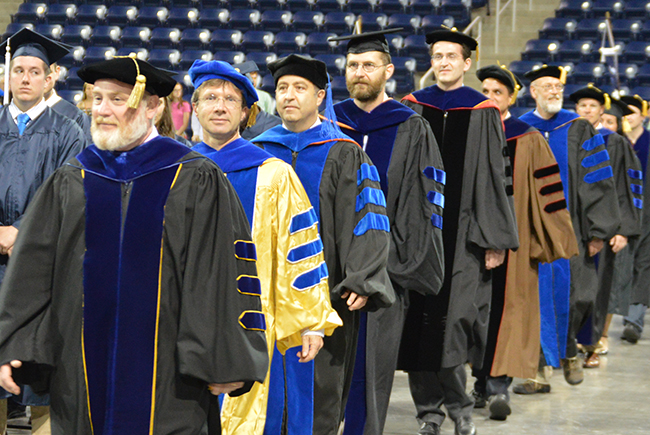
top-left (620, 94), bottom-right (648, 117)
top-left (267, 54), bottom-right (328, 90)
top-left (328, 28), bottom-right (404, 54)
top-left (78, 53), bottom-right (177, 109)
top-left (189, 60), bottom-right (259, 108)
top-left (568, 83), bottom-right (610, 109)
top-left (425, 26), bottom-right (478, 51)
top-left (232, 60), bottom-right (260, 76)
top-left (0, 28), bottom-right (71, 67)
top-left (476, 64), bottom-right (523, 105)
top-left (524, 64), bottom-right (568, 85)
top-left (606, 96), bottom-right (634, 118)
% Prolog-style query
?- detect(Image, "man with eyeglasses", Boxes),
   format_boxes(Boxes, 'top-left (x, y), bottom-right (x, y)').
top-left (398, 27), bottom-right (519, 435)
top-left (253, 54), bottom-right (394, 435)
top-left (515, 66), bottom-right (619, 392)
top-left (329, 28), bottom-right (444, 435)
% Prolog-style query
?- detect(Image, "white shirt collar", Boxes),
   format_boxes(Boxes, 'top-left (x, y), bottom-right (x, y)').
top-left (9, 99), bottom-right (49, 125)
top-left (282, 116), bottom-right (321, 132)
top-left (45, 90), bottom-right (62, 107)
top-left (503, 111), bottom-right (511, 120)
top-left (144, 126), bottom-right (160, 143)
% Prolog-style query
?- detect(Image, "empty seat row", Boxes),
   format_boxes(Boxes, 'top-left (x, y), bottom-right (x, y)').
top-left (522, 38), bottom-right (650, 63)
top-left (539, 17), bottom-right (650, 42)
top-left (555, 0), bottom-right (650, 20)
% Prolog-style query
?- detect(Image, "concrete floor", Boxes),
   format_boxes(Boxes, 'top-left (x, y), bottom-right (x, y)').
top-left (384, 314), bottom-right (650, 435)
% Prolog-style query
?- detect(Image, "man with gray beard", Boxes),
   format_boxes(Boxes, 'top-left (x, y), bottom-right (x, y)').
top-left (0, 55), bottom-right (269, 435)
top-left (516, 66), bottom-right (619, 392)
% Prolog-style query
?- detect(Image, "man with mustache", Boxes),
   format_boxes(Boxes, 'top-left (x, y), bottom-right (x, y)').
top-left (0, 55), bottom-right (269, 435)
top-left (399, 27), bottom-right (519, 435)
top-left (253, 54), bottom-right (394, 435)
top-left (515, 66), bottom-right (619, 392)
top-left (0, 28), bottom-right (86, 434)
top-left (329, 28), bottom-right (444, 435)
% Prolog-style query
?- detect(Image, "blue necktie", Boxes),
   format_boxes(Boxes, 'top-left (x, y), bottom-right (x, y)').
top-left (17, 113), bottom-right (30, 135)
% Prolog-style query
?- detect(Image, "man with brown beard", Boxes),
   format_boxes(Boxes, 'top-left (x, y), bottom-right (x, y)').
top-left (0, 55), bottom-right (269, 435)
top-left (331, 29), bottom-right (445, 435)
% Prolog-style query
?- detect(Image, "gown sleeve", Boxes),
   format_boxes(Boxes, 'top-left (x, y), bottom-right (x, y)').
top-left (176, 162), bottom-right (268, 396)
top-left (387, 115), bottom-right (445, 296)
top-left (608, 133), bottom-right (643, 238)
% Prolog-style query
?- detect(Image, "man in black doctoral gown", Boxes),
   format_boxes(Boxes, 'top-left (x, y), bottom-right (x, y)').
top-left (329, 28), bottom-right (445, 435)
top-left (0, 55), bottom-right (268, 435)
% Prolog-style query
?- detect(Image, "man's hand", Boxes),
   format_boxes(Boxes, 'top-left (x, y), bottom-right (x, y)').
top-left (0, 226), bottom-right (18, 256)
top-left (588, 238), bottom-right (605, 257)
top-left (0, 360), bottom-right (22, 395)
top-left (297, 334), bottom-right (323, 363)
top-left (341, 290), bottom-right (368, 311)
top-left (207, 381), bottom-right (244, 395)
top-left (485, 249), bottom-right (506, 270)
top-left (610, 235), bottom-right (628, 254)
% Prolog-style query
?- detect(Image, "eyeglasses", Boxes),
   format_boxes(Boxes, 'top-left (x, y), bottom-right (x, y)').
top-left (199, 94), bottom-right (242, 108)
top-left (537, 83), bottom-right (565, 92)
top-left (346, 62), bottom-right (388, 73)
top-left (432, 53), bottom-right (460, 62)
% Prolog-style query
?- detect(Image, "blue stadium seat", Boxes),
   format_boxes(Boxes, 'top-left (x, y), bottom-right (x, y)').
top-left (575, 18), bottom-right (607, 41)
top-left (137, 6), bottom-right (169, 27)
top-left (522, 39), bottom-right (561, 62)
top-left (293, 11), bottom-right (326, 33)
top-left (557, 39), bottom-right (596, 62)
top-left (106, 6), bottom-right (139, 27)
top-left (316, 0), bottom-right (349, 13)
top-left (61, 25), bottom-right (94, 47)
top-left (147, 48), bottom-right (181, 69)
top-left (391, 56), bottom-right (417, 75)
top-left (325, 12), bottom-right (356, 33)
top-left (199, 8), bottom-right (230, 28)
top-left (173, 0), bottom-right (203, 6)
top-left (591, 0), bottom-right (625, 18)
top-left (229, 9), bottom-right (262, 30)
top-left (116, 47), bottom-right (149, 60)
top-left (411, 0), bottom-right (438, 16)
top-left (388, 14), bottom-right (422, 34)
top-left (571, 62), bottom-right (608, 85)
top-left (388, 73), bottom-right (415, 95)
top-left (555, 0), bottom-right (592, 19)
top-left (403, 34), bottom-right (429, 70)
top-left (306, 32), bottom-right (340, 54)
top-left (3, 23), bottom-right (34, 41)
top-left (167, 7), bottom-right (200, 28)
top-left (150, 27), bottom-right (181, 49)
top-left (57, 46), bottom-right (85, 69)
top-left (618, 62), bottom-right (639, 86)
top-left (84, 46), bottom-right (117, 64)
top-left (259, 0), bottom-right (286, 9)
top-left (286, 0), bottom-right (319, 11)
top-left (388, 33), bottom-right (405, 55)
top-left (231, 0), bottom-right (260, 8)
top-left (211, 29), bottom-right (244, 51)
top-left (64, 67), bottom-right (84, 90)
top-left (92, 26), bottom-right (122, 47)
top-left (242, 30), bottom-right (275, 52)
top-left (440, 0), bottom-right (471, 27)
top-left (34, 24), bottom-right (64, 41)
top-left (261, 73), bottom-right (275, 93)
top-left (45, 4), bottom-right (77, 26)
top-left (121, 26), bottom-right (152, 48)
top-left (261, 10), bottom-right (293, 32)
top-left (58, 89), bottom-right (84, 105)
top-left (379, 0), bottom-right (410, 15)
top-left (213, 51), bottom-right (246, 65)
top-left (246, 51), bottom-right (279, 68)
top-left (508, 60), bottom-right (543, 84)
top-left (358, 12), bottom-right (388, 31)
top-left (181, 28), bottom-right (212, 50)
top-left (421, 14), bottom-right (455, 34)
top-left (630, 84), bottom-right (650, 99)
top-left (180, 50), bottom-right (213, 69)
top-left (13, 3), bottom-right (48, 24)
top-left (348, 0), bottom-right (371, 13)
top-left (539, 17), bottom-right (577, 40)
top-left (622, 40), bottom-right (650, 62)
top-left (611, 19), bottom-right (642, 42)
top-left (76, 5), bottom-right (108, 26)
top-left (625, 0), bottom-right (650, 19)
top-left (274, 31), bottom-right (308, 54)
top-left (314, 53), bottom-right (346, 75)
top-left (331, 75), bottom-right (348, 99)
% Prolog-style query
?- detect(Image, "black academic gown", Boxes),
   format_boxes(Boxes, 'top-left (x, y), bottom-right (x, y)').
top-left (0, 106), bottom-right (86, 283)
top-left (334, 98), bottom-right (444, 435)
top-left (398, 86), bottom-right (519, 372)
top-left (253, 123), bottom-right (393, 435)
top-left (0, 137), bottom-right (269, 435)
top-left (631, 130), bottom-right (650, 307)
top-left (51, 96), bottom-right (92, 143)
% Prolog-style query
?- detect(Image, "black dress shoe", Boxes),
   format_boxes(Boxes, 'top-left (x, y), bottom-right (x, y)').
top-left (488, 394), bottom-right (511, 421)
top-left (623, 324), bottom-right (641, 344)
top-left (417, 421), bottom-right (441, 435)
top-left (455, 416), bottom-right (476, 435)
top-left (471, 389), bottom-right (487, 409)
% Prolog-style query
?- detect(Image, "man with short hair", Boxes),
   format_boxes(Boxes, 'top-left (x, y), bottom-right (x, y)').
top-left (253, 54), bottom-right (394, 435)
top-left (399, 28), bottom-right (519, 435)
top-left (0, 54), bottom-right (269, 435)
top-left (188, 59), bottom-right (342, 435)
top-left (472, 65), bottom-right (578, 419)
top-left (329, 28), bottom-right (445, 435)
top-left (515, 66), bottom-right (619, 391)
top-left (569, 86), bottom-right (643, 367)
top-left (44, 61), bottom-right (91, 141)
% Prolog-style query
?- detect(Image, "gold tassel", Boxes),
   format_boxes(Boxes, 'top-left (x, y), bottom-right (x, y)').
top-left (354, 17), bottom-right (362, 34)
top-left (119, 53), bottom-right (146, 109)
top-left (643, 99), bottom-right (648, 118)
top-left (622, 117), bottom-right (632, 133)
top-left (246, 102), bottom-right (259, 129)
top-left (510, 84), bottom-right (520, 106)
top-left (559, 66), bottom-right (567, 84)
top-left (604, 93), bottom-right (611, 110)
top-left (499, 62), bottom-right (519, 105)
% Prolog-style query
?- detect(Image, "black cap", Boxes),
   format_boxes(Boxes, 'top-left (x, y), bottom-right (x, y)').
top-left (78, 54), bottom-right (177, 97)
top-left (476, 65), bottom-right (522, 93)
top-left (620, 94), bottom-right (648, 116)
top-left (568, 84), bottom-right (608, 106)
top-left (328, 28), bottom-right (403, 54)
top-left (267, 54), bottom-right (328, 90)
top-left (524, 65), bottom-right (568, 84)
top-left (425, 26), bottom-right (478, 51)
top-left (606, 97), bottom-right (634, 118)
top-left (232, 60), bottom-right (259, 76)
top-left (0, 28), bottom-right (71, 66)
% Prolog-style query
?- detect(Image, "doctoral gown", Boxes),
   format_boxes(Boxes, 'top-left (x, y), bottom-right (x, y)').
top-left (334, 98), bottom-right (445, 435)
top-left (482, 116), bottom-right (578, 380)
top-left (0, 137), bottom-right (269, 435)
top-left (519, 110), bottom-right (620, 364)
top-left (253, 122), bottom-right (393, 435)
top-left (193, 138), bottom-right (342, 435)
top-left (0, 106), bottom-right (86, 283)
top-left (631, 130), bottom-right (650, 307)
top-left (398, 85), bottom-right (518, 372)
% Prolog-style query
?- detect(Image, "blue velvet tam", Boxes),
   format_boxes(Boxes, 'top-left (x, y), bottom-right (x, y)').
top-left (0, 28), bottom-right (71, 66)
top-left (189, 59), bottom-right (259, 108)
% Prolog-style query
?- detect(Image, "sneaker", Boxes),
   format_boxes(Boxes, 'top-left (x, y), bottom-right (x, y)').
top-left (512, 379), bottom-right (551, 394)
top-left (418, 421), bottom-right (441, 435)
top-left (471, 389), bottom-right (487, 409)
top-left (623, 324), bottom-right (641, 344)
top-left (488, 394), bottom-right (511, 421)
top-left (562, 356), bottom-right (584, 385)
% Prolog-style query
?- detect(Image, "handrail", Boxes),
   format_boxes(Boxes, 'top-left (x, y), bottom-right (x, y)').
top-left (494, 0), bottom-right (516, 54)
